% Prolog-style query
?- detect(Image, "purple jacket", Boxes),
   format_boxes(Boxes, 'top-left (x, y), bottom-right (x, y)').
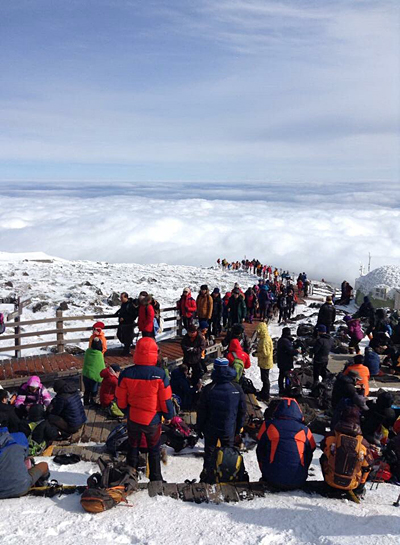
top-left (347, 319), bottom-right (364, 342)
top-left (14, 375), bottom-right (52, 408)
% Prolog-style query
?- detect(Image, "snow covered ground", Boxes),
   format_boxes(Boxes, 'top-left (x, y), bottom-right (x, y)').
top-left (1, 253), bottom-right (400, 544)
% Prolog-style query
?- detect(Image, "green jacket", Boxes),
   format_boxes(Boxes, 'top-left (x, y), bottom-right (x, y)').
top-left (82, 348), bottom-right (105, 382)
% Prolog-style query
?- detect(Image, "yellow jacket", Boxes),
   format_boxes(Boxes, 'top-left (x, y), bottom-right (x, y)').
top-left (256, 322), bottom-right (274, 369)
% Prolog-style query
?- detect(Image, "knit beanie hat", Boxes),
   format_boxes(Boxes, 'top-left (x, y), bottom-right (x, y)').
top-left (214, 357), bottom-right (229, 368)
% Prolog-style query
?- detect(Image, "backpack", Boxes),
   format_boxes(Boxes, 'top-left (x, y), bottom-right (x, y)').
top-left (164, 416), bottom-right (199, 452)
top-left (80, 458), bottom-right (138, 513)
top-left (232, 352), bottom-right (244, 383)
top-left (0, 313), bottom-right (5, 335)
top-left (210, 446), bottom-right (249, 484)
top-left (240, 376), bottom-right (257, 395)
top-left (284, 369), bottom-right (303, 397)
top-left (323, 432), bottom-right (370, 490)
top-left (105, 424), bottom-right (129, 456)
top-left (297, 323), bottom-right (314, 337)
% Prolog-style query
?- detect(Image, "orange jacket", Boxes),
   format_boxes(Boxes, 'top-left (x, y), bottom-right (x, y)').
top-left (89, 331), bottom-right (107, 354)
top-left (116, 337), bottom-right (174, 425)
top-left (343, 363), bottom-right (370, 396)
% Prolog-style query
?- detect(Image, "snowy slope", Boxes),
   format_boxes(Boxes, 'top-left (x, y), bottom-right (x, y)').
top-left (1, 253), bottom-right (400, 544)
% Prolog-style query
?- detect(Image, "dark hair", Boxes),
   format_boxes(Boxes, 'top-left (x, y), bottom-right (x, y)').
top-left (121, 292), bottom-right (129, 298)
top-left (0, 391), bottom-right (8, 402)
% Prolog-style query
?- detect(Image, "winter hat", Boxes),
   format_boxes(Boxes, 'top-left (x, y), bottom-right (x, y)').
top-left (183, 287), bottom-right (190, 294)
top-left (316, 324), bottom-right (327, 333)
top-left (53, 379), bottom-right (67, 393)
top-left (232, 288), bottom-right (240, 295)
top-left (282, 327), bottom-right (291, 336)
top-left (343, 315), bottom-right (352, 322)
top-left (234, 283), bottom-right (240, 288)
top-left (326, 296), bottom-right (332, 303)
top-left (353, 354), bottom-right (364, 365)
top-left (200, 284), bottom-right (208, 291)
top-left (187, 324), bottom-right (197, 333)
top-left (93, 321), bottom-right (105, 330)
top-left (199, 320), bottom-right (209, 330)
top-left (110, 364), bottom-right (121, 373)
top-left (214, 357), bottom-right (229, 368)
top-left (232, 324), bottom-right (244, 336)
top-left (212, 287), bottom-right (220, 294)
top-left (134, 337), bottom-right (158, 366)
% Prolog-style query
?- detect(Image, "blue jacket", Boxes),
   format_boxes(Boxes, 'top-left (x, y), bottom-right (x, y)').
top-left (51, 381), bottom-right (87, 428)
top-left (196, 366), bottom-right (246, 438)
top-left (256, 398), bottom-right (316, 489)
top-left (0, 427), bottom-right (32, 499)
top-left (364, 347), bottom-right (380, 376)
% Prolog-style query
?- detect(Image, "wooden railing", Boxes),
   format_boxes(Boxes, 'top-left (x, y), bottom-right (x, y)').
top-left (0, 306), bottom-right (180, 358)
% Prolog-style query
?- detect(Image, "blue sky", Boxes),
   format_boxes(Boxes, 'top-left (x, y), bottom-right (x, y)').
top-left (1, 0), bottom-right (399, 184)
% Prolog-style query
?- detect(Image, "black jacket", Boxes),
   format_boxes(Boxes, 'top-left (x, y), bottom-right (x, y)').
top-left (0, 404), bottom-right (30, 436)
top-left (211, 295), bottom-right (222, 320)
top-left (50, 381), bottom-right (86, 428)
top-left (312, 334), bottom-right (334, 364)
top-left (115, 299), bottom-right (138, 324)
top-left (196, 366), bottom-right (246, 438)
top-left (181, 333), bottom-right (206, 367)
top-left (317, 303), bottom-right (336, 329)
top-left (331, 373), bottom-right (358, 409)
top-left (277, 335), bottom-right (297, 371)
top-left (170, 367), bottom-right (195, 411)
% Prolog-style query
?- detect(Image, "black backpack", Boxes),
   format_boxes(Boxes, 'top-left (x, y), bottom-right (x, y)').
top-left (209, 446), bottom-right (249, 484)
top-left (105, 424), bottom-right (129, 456)
top-left (240, 376), bottom-right (257, 395)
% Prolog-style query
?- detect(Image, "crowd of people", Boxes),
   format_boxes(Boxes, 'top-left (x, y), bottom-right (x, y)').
top-left (1, 270), bottom-right (400, 505)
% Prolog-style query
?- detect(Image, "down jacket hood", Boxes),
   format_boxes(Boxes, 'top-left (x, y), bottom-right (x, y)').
top-left (272, 398), bottom-right (304, 423)
top-left (257, 322), bottom-right (271, 340)
top-left (134, 337), bottom-right (158, 366)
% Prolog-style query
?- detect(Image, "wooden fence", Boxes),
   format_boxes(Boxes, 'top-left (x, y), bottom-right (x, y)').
top-left (0, 306), bottom-right (180, 358)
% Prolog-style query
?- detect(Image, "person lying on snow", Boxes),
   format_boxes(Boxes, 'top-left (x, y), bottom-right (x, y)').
top-left (256, 397), bottom-right (316, 490)
top-left (0, 426), bottom-right (49, 499)
top-left (14, 376), bottom-right (52, 418)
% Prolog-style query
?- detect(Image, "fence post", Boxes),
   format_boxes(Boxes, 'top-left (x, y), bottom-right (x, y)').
top-left (56, 309), bottom-right (64, 354)
top-left (14, 297), bottom-right (22, 359)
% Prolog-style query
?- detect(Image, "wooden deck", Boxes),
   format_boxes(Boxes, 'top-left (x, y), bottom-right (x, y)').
top-left (0, 320), bottom-right (260, 387)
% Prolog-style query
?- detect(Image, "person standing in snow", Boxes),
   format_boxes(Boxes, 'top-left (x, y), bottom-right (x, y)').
top-left (196, 285), bottom-right (213, 328)
top-left (277, 328), bottom-right (298, 394)
top-left (210, 288), bottom-right (222, 337)
top-left (115, 292), bottom-right (138, 356)
top-left (138, 293), bottom-right (155, 338)
top-left (312, 325), bottom-right (334, 384)
top-left (227, 288), bottom-right (246, 327)
top-left (255, 322), bottom-right (274, 402)
top-left (176, 288), bottom-right (197, 332)
top-left (317, 296), bottom-right (336, 332)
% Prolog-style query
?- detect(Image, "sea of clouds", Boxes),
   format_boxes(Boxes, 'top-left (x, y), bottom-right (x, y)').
top-left (0, 181), bottom-right (399, 284)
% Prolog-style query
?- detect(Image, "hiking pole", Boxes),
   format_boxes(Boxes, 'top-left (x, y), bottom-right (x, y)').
top-left (393, 493), bottom-right (400, 507)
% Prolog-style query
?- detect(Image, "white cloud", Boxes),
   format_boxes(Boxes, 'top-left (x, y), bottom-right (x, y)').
top-left (0, 183), bottom-right (399, 284)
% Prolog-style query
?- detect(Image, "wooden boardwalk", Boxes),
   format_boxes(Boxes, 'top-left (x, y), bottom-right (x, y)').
top-left (0, 320), bottom-right (260, 387)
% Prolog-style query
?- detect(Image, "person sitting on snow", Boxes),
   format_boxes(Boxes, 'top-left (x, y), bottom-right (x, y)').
top-left (0, 426), bottom-right (49, 499)
top-left (256, 398), bottom-right (316, 490)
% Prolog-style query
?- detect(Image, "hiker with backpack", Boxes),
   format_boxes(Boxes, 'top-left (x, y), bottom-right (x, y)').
top-left (312, 324), bottom-right (334, 384)
top-left (14, 376), bottom-right (52, 418)
top-left (82, 340), bottom-right (106, 406)
top-left (343, 315), bottom-right (364, 354)
top-left (226, 335), bottom-right (251, 382)
top-left (116, 337), bottom-right (174, 482)
top-left (343, 355), bottom-right (370, 396)
top-left (177, 288), bottom-right (197, 332)
top-left (115, 292), bottom-right (139, 356)
top-left (255, 322), bottom-right (274, 402)
top-left (47, 379), bottom-right (87, 437)
top-left (138, 293), bottom-right (156, 338)
top-left (197, 357), bottom-right (246, 483)
top-left (0, 426), bottom-right (50, 499)
top-left (277, 328), bottom-right (299, 395)
top-left (256, 398), bottom-right (316, 490)
top-left (320, 404), bottom-right (373, 500)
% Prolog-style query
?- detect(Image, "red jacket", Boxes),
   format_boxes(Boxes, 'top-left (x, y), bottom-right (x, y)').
top-left (227, 338), bottom-right (251, 369)
top-left (99, 367), bottom-right (118, 407)
top-left (177, 292), bottom-right (197, 318)
top-left (116, 337), bottom-right (174, 425)
top-left (138, 304), bottom-right (155, 333)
